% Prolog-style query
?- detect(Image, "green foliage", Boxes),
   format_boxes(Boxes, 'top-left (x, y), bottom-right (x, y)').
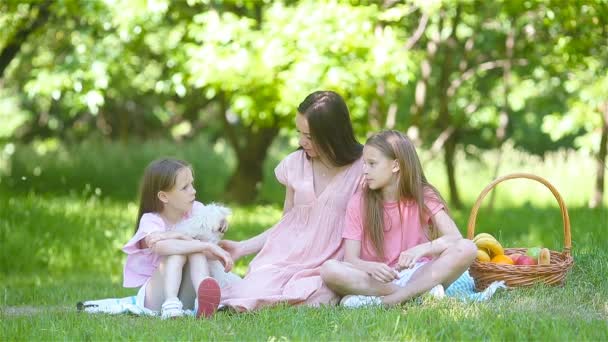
top-left (0, 135), bottom-right (232, 201)
top-left (1, 145), bottom-right (607, 339)
top-left (1, 1), bottom-right (606, 203)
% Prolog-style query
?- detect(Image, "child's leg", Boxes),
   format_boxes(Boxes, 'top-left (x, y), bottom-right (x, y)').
top-left (320, 260), bottom-right (401, 296)
top-left (172, 254), bottom-right (212, 310)
top-left (382, 239), bottom-right (477, 305)
top-left (144, 254), bottom-right (187, 311)
top-left (186, 253), bottom-right (211, 291)
top-left (188, 253), bottom-right (221, 318)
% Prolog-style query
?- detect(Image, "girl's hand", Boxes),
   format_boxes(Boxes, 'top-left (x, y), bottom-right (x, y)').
top-left (170, 231), bottom-right (194, 241)
top-left (396, 245), bottom-right (428, 271)
top-left (365, 262), bottom-right (399, 283)
top-left (205, 243), bottom-right (234, 272)
top-left (145, 232), bottom-right (170, 248)
top-left (145, 231), bottom-right (192, 248)
top-left (218, 239), bottom-right (243, 262)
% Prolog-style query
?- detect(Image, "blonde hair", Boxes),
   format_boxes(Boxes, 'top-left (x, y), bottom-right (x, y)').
top-left (134, 158), bottom-right (192, 233)
top-left (363, 130), bottom-right (448, 259)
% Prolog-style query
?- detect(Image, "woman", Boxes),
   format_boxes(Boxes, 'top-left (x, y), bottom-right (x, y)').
top-left (219, 91), bottom-right (364, 311)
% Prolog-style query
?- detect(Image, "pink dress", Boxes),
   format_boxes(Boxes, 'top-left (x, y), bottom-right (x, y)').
top-left (221, 150), bottom-right (363, 311)
top-left (122, 202), bottom-right (205, 288)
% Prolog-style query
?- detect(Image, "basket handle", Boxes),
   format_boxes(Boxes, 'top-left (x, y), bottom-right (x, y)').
top-left (466, 173), bottom-right (572, 256)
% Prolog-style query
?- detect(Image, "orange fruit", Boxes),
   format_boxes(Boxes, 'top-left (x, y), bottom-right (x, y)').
top-left (490, 254), bottom-right (514, 265)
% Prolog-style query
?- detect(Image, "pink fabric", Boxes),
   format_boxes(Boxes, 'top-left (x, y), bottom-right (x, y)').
top-left (122, 201), bottom-right (204, 288)
top-left (221, 150), bottom-right (363, 311)
top-left (342, 189), bottom-right (444, 268)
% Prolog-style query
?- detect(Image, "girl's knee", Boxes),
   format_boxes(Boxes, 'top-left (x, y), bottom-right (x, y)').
top-left (187, 252), bottom-right (207, 261)
top-left (165, 254), bottom-right (188, 265)
top-left (457, 239), bottom-right (478, 263)
top-left (320, 260), bottom-right (344, 284)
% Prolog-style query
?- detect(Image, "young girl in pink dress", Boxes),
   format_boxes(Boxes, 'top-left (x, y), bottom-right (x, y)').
top-left (219, 91), bottom-right (364, 311)
top-left (320, 130), bottom-right (477, 307)
top-left (122, 158), bottom-right (233, 318)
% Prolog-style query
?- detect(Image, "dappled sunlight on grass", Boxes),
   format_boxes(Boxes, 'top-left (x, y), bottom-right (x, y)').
top-left (1, 142), bottom-right (606, 340)
top-left (422, 145), bottom-right (607, 208)
top-left (0, 192), bottom-right (134, 277)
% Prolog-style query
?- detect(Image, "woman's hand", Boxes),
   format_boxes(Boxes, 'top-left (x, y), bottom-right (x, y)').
top-left (364, 262), bottom-right (399, 283)
top-left (204, 243), bottom-right (234, 272)
top-left (396, 244), bottom-right (429, 271)
top-left (218, 239), bottom-right (244, 262)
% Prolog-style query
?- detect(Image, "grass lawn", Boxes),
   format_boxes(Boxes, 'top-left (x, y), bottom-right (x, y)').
top-left (1, 142), bottom-right (607, 340)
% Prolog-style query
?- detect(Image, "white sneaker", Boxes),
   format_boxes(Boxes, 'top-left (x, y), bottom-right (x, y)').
top-left (161, 298), bottom-right (184, 319)
top-left (415, 284), bottom-right (446, 304)
top-left (428, 284), bottom-right (446, 299)
top-left (339, 295), bottom-right (382, 308)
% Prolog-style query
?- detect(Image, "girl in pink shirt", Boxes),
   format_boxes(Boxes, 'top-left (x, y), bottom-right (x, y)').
top-left (321, 130), bottom-right (477, 307)
top-left (122, 158), bottom-right (233, 319)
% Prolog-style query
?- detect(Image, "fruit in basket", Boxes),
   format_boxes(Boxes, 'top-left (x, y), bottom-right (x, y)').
top-left (527, 247), bottom-right (541, 259)
top-left (490, 254), bottom-right (514, 265)
top-left (507, 252), bottom-right (523, 263)
top-left (515, 255), bottom-right (537, 265)
top-left (538, 248), bottom-right (551, 265)
top-left (476, 249), bottom-right (491, 262)
top-left (473, 233), bottom-right (496, 243)
top-left (474, 236), bottom-right (504, 257)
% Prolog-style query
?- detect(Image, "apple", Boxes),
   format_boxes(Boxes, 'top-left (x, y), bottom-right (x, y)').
top-left (508, 253), bottom-right (523, 263)
top-left (527, 247), bottom-right (541, 259)
top-left (515, 255), bottom-right (537, 265)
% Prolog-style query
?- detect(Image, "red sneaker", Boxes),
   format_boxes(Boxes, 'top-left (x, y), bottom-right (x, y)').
top-left (196, 278), bottom-right (221, 319)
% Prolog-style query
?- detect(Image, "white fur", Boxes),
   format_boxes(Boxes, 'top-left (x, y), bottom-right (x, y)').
top-left (174, 203), bottom-right (241, 288)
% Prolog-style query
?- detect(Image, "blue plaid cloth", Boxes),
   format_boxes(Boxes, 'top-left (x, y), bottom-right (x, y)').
top-left (445, 271), bottom-right (506, 302)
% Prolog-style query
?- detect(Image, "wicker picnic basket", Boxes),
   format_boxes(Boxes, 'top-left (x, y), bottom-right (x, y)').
top-left (466, 173), bottom-right (574, 291)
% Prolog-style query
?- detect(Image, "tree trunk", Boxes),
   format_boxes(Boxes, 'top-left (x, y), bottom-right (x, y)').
top-left (436, 6), bottom-right (463, 209)
top-left (218, 92), bottom-right (280, 204)
top-left (488, 23), bottom-right (514, 210)
top-left (0, 2), bottom-right (52, 78)
top-left (590, 102), bottom-right (608, 208)
top-left (224, 125), bottom-right (279, 203)
top-left (444, 135), bottom-right (462, 209)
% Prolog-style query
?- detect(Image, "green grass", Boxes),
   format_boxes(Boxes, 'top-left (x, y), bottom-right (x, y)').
top-left (1, 139), bottom-right (607, 340)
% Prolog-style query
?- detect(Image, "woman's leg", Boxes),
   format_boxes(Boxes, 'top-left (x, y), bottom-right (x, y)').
top-left (320, 259), bottom-right (401, 296)
top-left (382, 239), bottom-right (477, 305)
top-left (144, 254), bottom-right (187, 310)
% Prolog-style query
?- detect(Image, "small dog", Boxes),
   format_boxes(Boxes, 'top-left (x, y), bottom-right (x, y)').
top-left (174, 203), bottom-right (241, 288)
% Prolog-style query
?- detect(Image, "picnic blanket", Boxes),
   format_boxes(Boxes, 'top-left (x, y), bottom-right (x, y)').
top-left (76, 271), bottom-right (505, 316)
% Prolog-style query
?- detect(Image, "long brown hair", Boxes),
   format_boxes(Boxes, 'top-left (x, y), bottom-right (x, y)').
top-left (297, 90), bottom-right (363, 165)
top-left (134, 158), bottom-right (192, 233)
top-left (363, 130), bottom-right (449, 259)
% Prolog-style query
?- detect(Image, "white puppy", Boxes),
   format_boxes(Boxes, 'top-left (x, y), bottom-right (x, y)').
top-left (174, 203), bottom-right (241, 288)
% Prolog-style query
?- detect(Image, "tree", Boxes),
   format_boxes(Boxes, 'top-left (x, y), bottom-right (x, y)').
top-left (540, 2), bottom-right (608, 208)
top-left (182, 2), bottom-right (412, 202)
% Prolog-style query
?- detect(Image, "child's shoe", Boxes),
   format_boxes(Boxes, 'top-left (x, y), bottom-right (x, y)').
top-left (160, 298), bottom-right (184, 319)
top-left (196, 277), bottom-right (221, 318)
top-left (339, 295), bottom-right (382, 308)
top-left (428, 284), bottom-right (446, 299)
top-left (415, 284), bottom-right (446, 304)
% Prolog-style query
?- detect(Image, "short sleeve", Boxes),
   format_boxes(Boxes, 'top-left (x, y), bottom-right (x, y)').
top-left (342, 192), bottom-right (364, 241)
top-left (122, 213), bottom-right (165, 255)
top-left (422, 188), bottom-right (445, 223)
top-left (274, 154), bottom-right (292, 186)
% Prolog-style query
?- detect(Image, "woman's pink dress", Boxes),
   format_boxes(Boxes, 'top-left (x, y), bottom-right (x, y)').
top-left (221, 150), bottom-right (363, 311)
